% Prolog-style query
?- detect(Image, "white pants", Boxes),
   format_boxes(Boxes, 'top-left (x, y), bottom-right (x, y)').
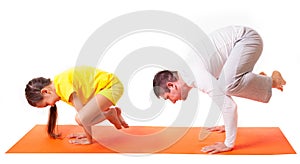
top-left (209, 26), bottom-right (272, 103)
top-left (198, 26), bottom-right (273, 147)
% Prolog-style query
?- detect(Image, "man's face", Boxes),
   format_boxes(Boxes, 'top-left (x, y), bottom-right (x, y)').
top-left (160, 81), bottom-right (188, 103)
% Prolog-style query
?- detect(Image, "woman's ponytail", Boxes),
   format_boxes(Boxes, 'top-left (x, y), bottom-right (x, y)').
top-left (25, 77), bottom-right (61, 139)
top-left (47, 104), bottom-right (61, 139)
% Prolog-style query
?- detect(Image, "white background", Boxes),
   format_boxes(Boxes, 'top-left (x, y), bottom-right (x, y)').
top-left (1, 0), bottom-right (300, 163)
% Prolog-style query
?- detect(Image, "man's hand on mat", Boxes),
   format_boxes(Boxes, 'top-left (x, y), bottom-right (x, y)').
top-left (206, 125), bottom-right (225, 133)
top-left (201, 142), bottom-right (233, 154)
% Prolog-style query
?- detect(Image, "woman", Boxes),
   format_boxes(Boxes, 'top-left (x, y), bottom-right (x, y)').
top-left (25, 66), bottom-right (129, 144)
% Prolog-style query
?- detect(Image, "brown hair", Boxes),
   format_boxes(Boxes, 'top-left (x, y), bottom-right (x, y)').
top-left (153, 70), bottom-right (178, 98)
top-left (25, 77), bottom-right (60, 139)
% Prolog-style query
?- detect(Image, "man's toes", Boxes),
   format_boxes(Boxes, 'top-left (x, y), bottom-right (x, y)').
top-left (259, 72), bottom-right (267, 76)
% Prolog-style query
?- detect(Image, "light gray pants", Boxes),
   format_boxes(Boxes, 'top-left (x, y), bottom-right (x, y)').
top-left (210, 26), bottom-right (272, 103)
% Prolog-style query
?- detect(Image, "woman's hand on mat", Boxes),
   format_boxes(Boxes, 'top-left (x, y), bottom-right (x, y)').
top-left (67, 133), bottom-right (92, 145)
top-left (201, 142), bottom-right (233, 154)
top-left (67, 133), bottom-right (87, 139)
top-left (68, 138), bottom-right (92, 145)
top-left (206, 125), bottom-right (225, 133)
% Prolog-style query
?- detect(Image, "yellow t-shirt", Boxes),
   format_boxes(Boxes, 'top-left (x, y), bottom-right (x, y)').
top-left (53, 66), bottom-right (123, 106)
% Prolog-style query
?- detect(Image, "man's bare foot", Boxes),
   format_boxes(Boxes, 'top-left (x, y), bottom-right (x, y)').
top-left (114, 107), bottom-right (129, 128)
top-left (260, 71), bottom-right (286, 91)
top-left (106, 108), bottom-right (122, 129)
top-left (271, 71), bottom-right (286, 91)
top-left (259, 72), bottom-right (267, 76)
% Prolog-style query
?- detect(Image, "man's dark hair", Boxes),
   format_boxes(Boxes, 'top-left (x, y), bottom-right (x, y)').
top-left (153, 70), bottom-right (178, 98)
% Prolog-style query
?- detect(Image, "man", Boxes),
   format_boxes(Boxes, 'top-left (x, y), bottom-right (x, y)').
top-left (152, 26), bottom-right (286, 154)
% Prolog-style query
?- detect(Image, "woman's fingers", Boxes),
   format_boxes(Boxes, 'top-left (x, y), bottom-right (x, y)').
top-left (69, 138), bottom-right (92, 145)
top-left (67, 133), bottom-right (86, 139)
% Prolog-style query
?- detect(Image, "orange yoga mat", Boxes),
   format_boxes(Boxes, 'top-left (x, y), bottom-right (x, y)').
top-left (6, 125), bottom-right (296, 155)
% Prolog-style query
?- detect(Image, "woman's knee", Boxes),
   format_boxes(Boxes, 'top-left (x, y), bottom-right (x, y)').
top-left (76, 112), bottom-right (93, 126)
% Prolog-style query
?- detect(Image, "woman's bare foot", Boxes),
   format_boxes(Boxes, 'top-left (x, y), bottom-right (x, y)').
top-left (114, 107), bottom-right (129, 128)
top-left (271, 71), bottom-right (286, 91)
top-left (106, 108), bottom-right (122, 129)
